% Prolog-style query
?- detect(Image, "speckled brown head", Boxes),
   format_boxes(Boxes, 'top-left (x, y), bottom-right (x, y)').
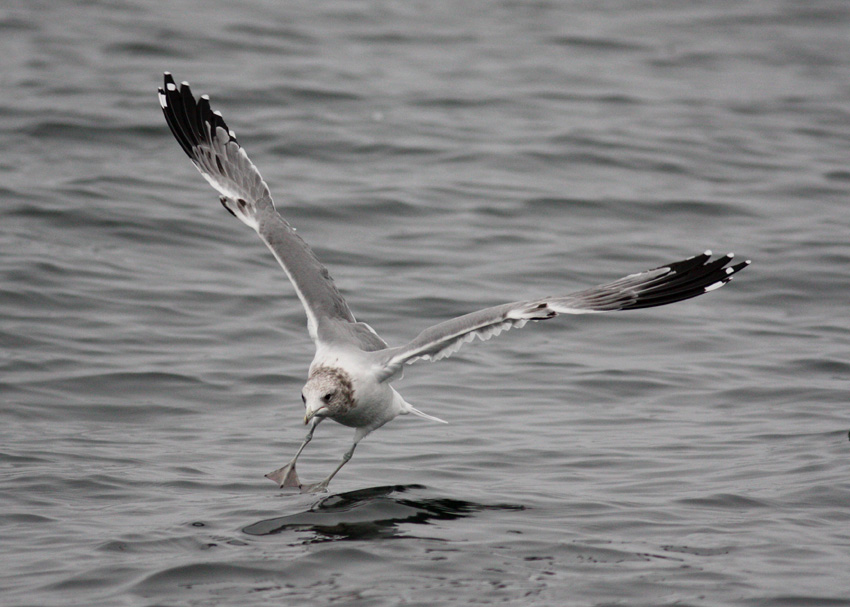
top-left (302, 366), bottom-right (355, 423)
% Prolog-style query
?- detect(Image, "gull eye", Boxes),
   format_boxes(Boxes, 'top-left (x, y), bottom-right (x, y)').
top-left (322, 392), bottom-right (333, 403)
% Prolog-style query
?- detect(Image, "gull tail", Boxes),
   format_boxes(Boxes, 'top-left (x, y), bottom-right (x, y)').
top-left (407, 405), bottom-right (448, 424)
top-left (392, 386), bottom-right (448, 424)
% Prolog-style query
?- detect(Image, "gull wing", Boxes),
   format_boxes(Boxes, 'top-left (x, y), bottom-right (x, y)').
top-left (372, 251), bottom-right (749, 381)
top-left (158, 73), bottom-right (381, 348)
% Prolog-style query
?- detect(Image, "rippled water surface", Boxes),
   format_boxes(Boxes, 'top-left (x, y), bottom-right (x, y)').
top-left (3, 1), bottom-right (850, 605)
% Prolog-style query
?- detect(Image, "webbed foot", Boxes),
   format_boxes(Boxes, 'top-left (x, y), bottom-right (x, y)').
top-left (265, 461), bottom-right (301, 488)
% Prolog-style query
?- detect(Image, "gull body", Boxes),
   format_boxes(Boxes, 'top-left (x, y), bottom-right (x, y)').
top-left (158, 73), bottom-right (749, 492)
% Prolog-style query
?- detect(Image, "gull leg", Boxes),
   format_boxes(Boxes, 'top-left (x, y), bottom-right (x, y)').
top-left (301, 427), bottom-right (372, 493)
top-left (265, 418), bottom-right (321, 488)
top-left (301, 441), bottom-right (358, 494)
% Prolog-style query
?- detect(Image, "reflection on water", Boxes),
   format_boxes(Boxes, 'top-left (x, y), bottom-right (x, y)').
top-left (243, 484), bottom-right (524, 542)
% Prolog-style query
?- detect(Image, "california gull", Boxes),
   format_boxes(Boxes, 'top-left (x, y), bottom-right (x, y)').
top-left (158, 73), bottom-right (749, 492)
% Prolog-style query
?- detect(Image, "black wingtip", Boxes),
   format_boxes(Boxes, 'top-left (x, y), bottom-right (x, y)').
top-left (159, 72), bottom-right (244, 177)
top-left (160, 80), bottom-right (194, 157)
top-left (622, 251), bottom-right (749, 310)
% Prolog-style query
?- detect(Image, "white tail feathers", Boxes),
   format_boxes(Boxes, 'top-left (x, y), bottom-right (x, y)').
top-left (407, 405), bottom-right (448, 424)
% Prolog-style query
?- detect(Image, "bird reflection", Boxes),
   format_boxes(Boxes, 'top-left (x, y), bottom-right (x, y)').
top-left (242, 484), bottom-right (523, 543)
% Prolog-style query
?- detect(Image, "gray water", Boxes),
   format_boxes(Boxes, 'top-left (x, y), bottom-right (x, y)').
top-left (2, 1), bottom-right (849, 605)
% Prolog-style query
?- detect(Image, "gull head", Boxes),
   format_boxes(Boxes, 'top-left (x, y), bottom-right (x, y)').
top-left (301, 366), bottom-right (355, 424)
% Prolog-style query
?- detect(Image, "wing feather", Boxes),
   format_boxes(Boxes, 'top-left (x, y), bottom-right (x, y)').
top-left (373, 252), bottom-right (749, 381)
top-left (158, 73), bottom-right (361, 345)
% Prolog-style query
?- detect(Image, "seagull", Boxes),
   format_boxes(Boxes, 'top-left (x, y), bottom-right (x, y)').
top-left (158, 73), bottom-right (749, 492)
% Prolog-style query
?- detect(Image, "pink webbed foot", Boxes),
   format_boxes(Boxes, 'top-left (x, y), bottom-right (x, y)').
top-left (265, 461), bottom-right (301, 488)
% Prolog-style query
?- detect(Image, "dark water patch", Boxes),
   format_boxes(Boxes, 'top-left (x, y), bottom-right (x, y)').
top-left (268, 137), bottom-right (449, 164)
top-left (0, 13), bottom-right (37, 32)
top-left (548, 35), bottom-right (648, 53)
top-left (0, 450), bottom-right (50, 466)
top-left (677, 493), bottom-right (774, 510)
top-left (741, 596), bottom-right (850, 607)
top-left (558, 540), bottom-right (671, 565)
top-left (0, 512), bottom-right (57, 524)
top-left (825, 170), bottom-right (850, 182)
top-left (243, 484), bottom-right (524, 541)
top-left (750, 429), bottom-right (847, 443)
top-left (519, 196), bottom-right (600, 215)
top-left (351, 141), bottom-right (444, 157)
top-left (103, 41), bottom-right (179, 57)
top-left (0, 184), bottom-right (31, 201)
top-left (0, 327), bottom-right (49, 350)
top-left (352, 30), bottom-right (477, 46)
top-left (537, 91), bottom-right (645, 106)
top-left (649, 51), bottom-right (726, 70)
top-left (7, 204), bottom-right (119, 229)
top-left (410, 95), bottom-right (511, 109)
top-left (23, 371), bottom-right (209, 402)
top-left (661, 544), bottom-right (733, 557)
top-left (789, 357), bottom-right (850, 377)
top-left (20, 120), bottom-right (162, 146)
top-left (653, 198), bottom-right (759, 218)
top-left (1, 390), bottom-right (200, 424)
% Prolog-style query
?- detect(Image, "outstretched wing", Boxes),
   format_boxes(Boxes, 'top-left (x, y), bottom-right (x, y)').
top-left (158, 73), bottom-right (380, 348)
top-left (373, 251), bottom-right (749, 381)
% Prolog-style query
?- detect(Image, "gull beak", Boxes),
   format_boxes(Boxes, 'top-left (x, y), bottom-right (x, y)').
top-left (303, 406), bottom-right (326, 425)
